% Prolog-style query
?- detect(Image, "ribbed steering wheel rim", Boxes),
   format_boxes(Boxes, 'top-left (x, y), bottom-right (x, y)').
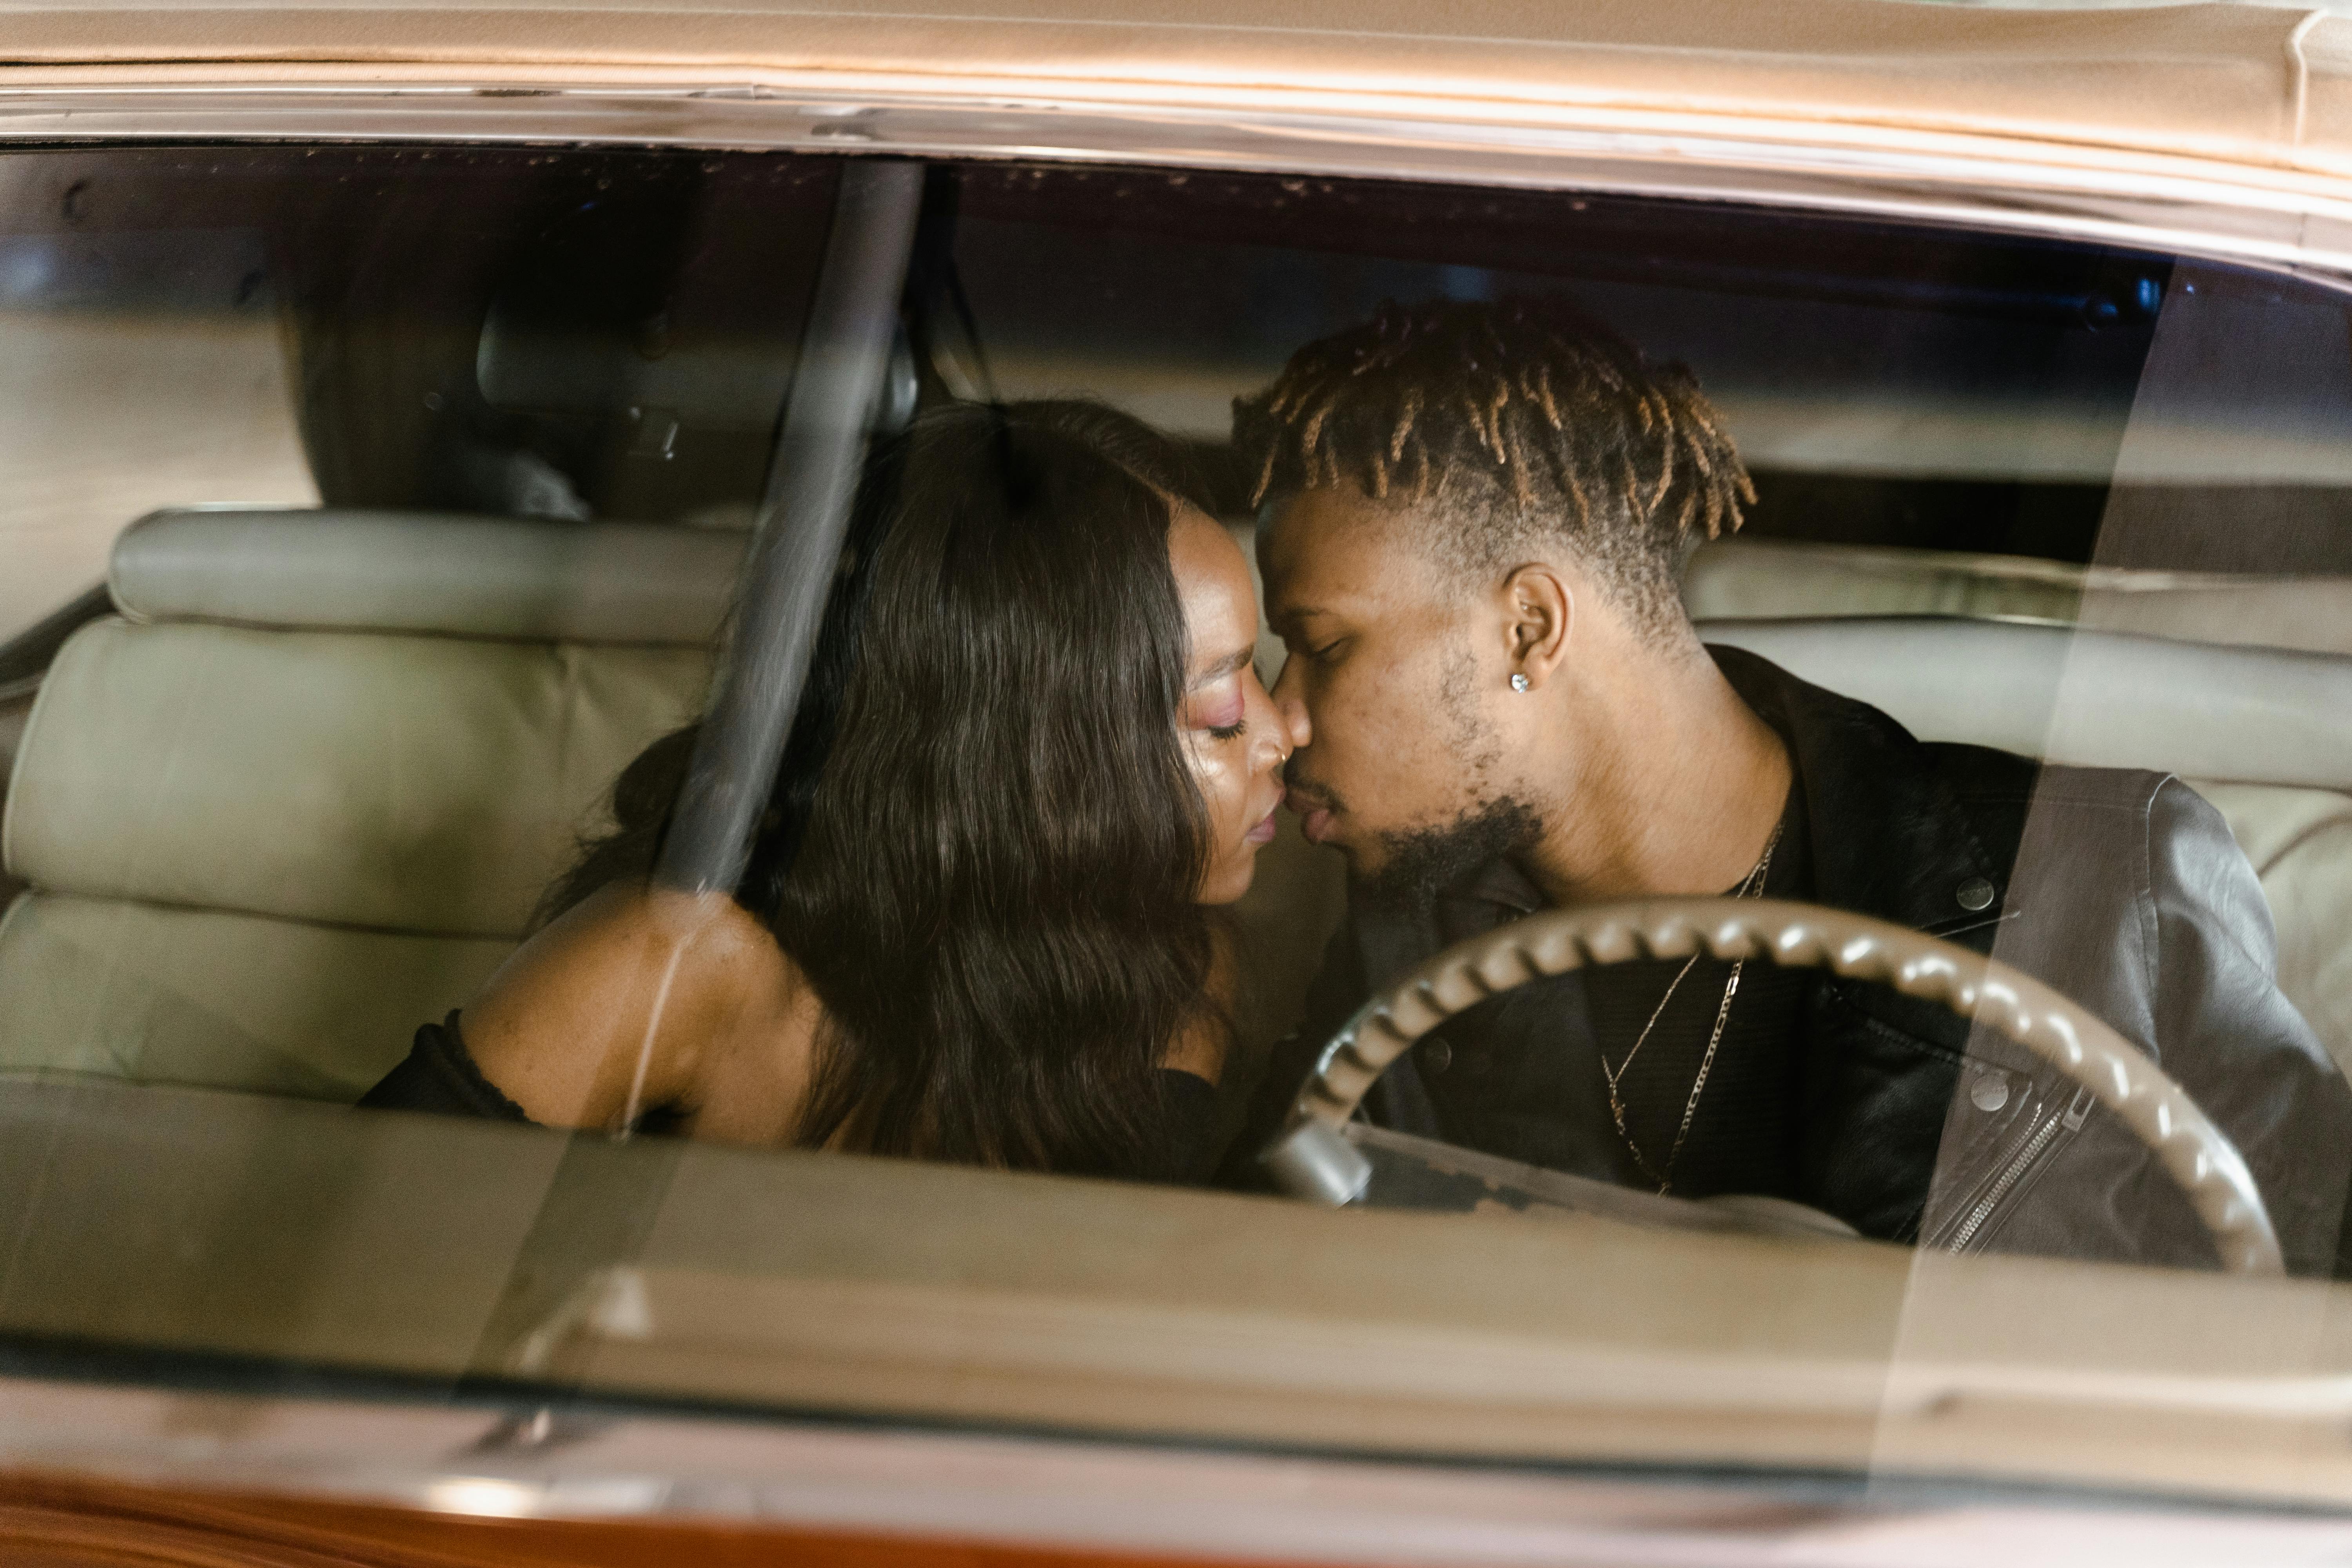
top-left (1260, 896), bottom-right (2283, 1276)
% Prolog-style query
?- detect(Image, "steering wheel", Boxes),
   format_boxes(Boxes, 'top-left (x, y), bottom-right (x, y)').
top-left (1259, 897), bottom-right (2283, 1276)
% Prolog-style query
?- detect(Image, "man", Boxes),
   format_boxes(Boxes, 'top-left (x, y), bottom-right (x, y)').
top-left (1225, 297), bottom-right (2350, 1274)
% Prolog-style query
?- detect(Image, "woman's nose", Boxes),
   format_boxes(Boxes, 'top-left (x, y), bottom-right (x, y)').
top-left (1261, 666), bottom-right (1310, 764)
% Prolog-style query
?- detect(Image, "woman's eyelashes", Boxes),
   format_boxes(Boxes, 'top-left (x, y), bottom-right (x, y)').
top-left (1190, 684), bottom-right (1247, 742)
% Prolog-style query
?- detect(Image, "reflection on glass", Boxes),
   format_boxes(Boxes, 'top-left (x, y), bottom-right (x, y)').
top-left (3, 150), bottom-right (2352, 1498)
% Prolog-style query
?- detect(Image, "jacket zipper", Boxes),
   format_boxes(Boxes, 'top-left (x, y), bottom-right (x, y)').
top-left (1944, 1087), bottom-right (2092, 1254)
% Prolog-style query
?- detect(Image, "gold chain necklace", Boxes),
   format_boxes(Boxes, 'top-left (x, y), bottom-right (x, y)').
top-left (1601, 820), bottom-right (1783, 1196)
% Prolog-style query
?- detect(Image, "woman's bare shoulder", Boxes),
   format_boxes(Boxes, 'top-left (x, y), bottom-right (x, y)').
top-left (479, 882), bottom-right (792, 1027)
top-left (465, 881), bottom-right (812, 1132)
top-left (549, 879), bottom-right (784, 963)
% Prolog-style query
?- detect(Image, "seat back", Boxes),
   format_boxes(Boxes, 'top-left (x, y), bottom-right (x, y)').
top-left (47, 520), bottom-right (2331, 1105)
top-left (0, 509), bottom-right (738, 1098)
top-left (1685, 538), bottom-right (2352, 657)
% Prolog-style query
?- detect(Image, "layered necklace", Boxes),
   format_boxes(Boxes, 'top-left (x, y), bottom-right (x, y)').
top-left (1600, 820), bottom-right (1783, 1196)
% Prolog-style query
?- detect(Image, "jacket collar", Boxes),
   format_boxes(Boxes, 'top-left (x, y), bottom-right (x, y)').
top-left (1708, 644), bottom-right (2008, 940)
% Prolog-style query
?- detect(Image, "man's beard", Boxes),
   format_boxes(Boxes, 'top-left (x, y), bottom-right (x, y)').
top-left (1353, 794), bottom-right (1545, 917)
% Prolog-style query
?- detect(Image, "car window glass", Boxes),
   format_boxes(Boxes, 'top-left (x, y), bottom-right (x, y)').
top-left (0, 218), bottom-right (312, 644)
top-left (3, 150), bottom-right (2351, 1500)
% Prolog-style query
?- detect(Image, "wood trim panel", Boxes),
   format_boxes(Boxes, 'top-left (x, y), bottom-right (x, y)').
top-left (0, 1472), bottom-right (1299, 1568)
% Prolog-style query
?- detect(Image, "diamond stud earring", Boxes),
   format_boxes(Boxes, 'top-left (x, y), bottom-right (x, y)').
top-left (1510, 673), bottom-right (1531, 693)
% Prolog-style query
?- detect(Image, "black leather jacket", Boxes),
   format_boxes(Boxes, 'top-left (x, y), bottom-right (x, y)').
top-left (1230, 647), bottom-right (2352, 1275)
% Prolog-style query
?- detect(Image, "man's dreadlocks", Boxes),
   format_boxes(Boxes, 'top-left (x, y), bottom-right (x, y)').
top-left (1232, 297), bottom-right (1753, 635)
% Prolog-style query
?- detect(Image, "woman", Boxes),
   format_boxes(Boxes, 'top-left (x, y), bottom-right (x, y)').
top-left (360, 401), bottom-right (1301, 1183)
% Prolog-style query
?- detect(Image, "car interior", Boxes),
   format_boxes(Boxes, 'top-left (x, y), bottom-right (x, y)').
top-left (0, 147), bottom-right (2347, 1212)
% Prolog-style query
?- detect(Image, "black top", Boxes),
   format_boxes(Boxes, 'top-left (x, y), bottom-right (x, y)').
top-left (359, 1011), bottom-right (1227, 1185)
top-left (1383, 786), bottom-right (1814, 1201)
top-left (358, 1012), bottom-right (530, 1120)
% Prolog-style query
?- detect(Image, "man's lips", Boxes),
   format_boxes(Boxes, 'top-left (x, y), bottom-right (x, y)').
top-left (1286, 782), bottom-right (1339, 845)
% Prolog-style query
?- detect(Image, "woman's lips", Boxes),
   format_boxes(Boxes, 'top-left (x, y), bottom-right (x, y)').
top-left (1244, 789), bottom-right (1285, 847)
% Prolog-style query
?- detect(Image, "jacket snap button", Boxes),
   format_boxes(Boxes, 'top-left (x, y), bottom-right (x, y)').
top-left (1422, 1038), bottom-right (1453, 1075)
top-left (1971, 1071), bottom-right (2010, 1112)
top-left (1956, 877), bottom-right (1996, 912)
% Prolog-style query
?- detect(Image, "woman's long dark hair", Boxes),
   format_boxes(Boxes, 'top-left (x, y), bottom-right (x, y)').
top-left (541, 400), bottom-right (1221, 1176)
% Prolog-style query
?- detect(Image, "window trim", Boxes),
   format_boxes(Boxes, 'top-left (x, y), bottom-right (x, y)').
top-left (0, 78), bottom-right (2345, 296)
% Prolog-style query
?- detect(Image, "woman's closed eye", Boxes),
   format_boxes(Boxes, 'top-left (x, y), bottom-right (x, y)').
top-left (1189, 683), bottom-right (1246, 742)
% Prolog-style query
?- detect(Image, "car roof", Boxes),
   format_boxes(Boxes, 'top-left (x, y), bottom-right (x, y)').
top-left (5, 0), bottom-right (2352, 181)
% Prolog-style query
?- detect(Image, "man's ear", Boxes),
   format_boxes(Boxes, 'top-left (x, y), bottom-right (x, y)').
top-left (1499, 563), bottom-right (1575, 690)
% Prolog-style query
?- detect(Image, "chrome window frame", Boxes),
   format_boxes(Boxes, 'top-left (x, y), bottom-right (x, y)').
top-left (0, 78), bottom-right (2349, 290)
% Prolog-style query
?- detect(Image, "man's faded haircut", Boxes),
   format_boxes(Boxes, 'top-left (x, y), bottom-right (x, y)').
top-left (1231, 297), bottom-right (1753, 635)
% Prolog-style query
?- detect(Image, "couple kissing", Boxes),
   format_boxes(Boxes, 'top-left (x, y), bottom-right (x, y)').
top-left (363, 296), bottom-right (2351, 1278)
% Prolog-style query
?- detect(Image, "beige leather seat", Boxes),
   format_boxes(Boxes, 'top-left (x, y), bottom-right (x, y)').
top-left (1685, 537), bottom-right (2352, 657)
top-left (0, 508), bottom-right (740, 1098)
top-left (7, 510), bottom-right (2343, 1107)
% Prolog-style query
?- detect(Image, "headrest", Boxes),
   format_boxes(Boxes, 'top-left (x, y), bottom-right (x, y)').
top-left (1702, 617), bottom-right (2352, 790)
top-left (111, 508), bottom-right (748, 646)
